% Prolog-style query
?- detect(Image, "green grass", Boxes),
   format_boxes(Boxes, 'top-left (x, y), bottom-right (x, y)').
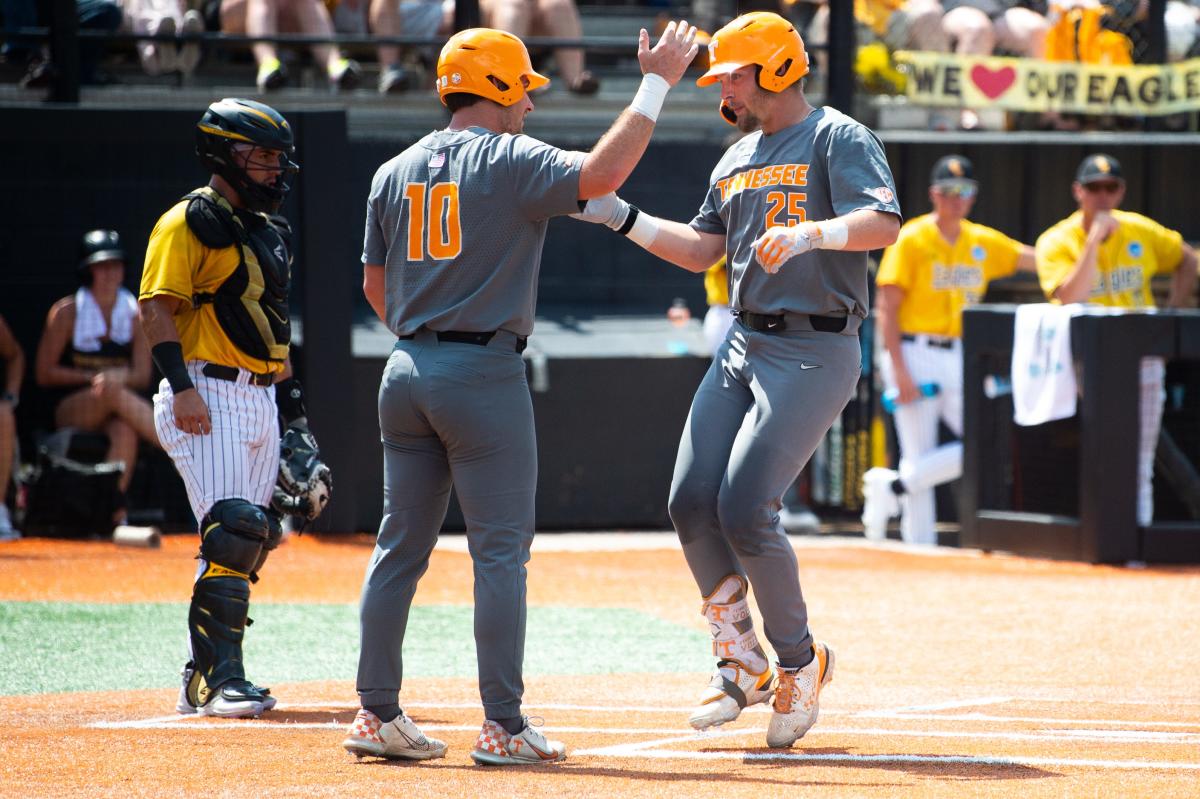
top-left (0, 602), bottom-right (710, 696)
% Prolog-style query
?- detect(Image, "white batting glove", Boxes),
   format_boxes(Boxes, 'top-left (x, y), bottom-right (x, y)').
top-left (752, 225), bottom-right (816, 274)
top-left (569, 192), bottom-right (632, 230)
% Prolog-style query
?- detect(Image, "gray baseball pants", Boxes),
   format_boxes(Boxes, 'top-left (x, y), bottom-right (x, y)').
top-left (356, 329), bottom-right (536, 720)
top-left (668, 320), bottom-right (861, 665)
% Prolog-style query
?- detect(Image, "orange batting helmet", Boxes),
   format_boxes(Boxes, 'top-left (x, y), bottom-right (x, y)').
top-left (436, 28), bottom-right (550, 107)
top-left (697, 12), bottom-right (809, 92)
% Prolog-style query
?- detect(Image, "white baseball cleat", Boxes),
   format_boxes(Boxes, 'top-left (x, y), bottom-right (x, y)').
top-left (861, 467), bottom-right (900, 541)
top-left (342, 708), bottom-right (447, 760)
top-left (766, 642), bottom-right (835, 748)
top-left (688, 660), bottom-right (774, 730)
top-left (470, 718), bottom-right (566, 765)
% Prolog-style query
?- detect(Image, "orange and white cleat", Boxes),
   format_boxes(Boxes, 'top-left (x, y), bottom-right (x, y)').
top-left (342, 708), bottom-right (447, 760)
top-left (766, 641), bottom-right (835, 748)
top-left (470, 717), bottom-right (566, 765)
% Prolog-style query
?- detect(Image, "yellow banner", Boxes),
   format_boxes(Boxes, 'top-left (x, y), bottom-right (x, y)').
top-left (894, 51), bottom-right (1200, 116)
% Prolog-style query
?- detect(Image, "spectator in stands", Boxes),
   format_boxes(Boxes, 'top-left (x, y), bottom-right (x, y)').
top-left (811, 1), bottom-right (1049, 127)
top-left (218, 0), bottom-right (362, 91)
top-left (15, 0), bottom-right (124, 88)
top-left (34, 230), bottom-right (160, 498)
top-left (0, 314), bottom-right (24, 543)
top-left (480, 0), bottom-right (600, 94)
top-left (123, 0), bottom-right (206, 76)
top-left (360, 0), bottom-right (452, 93)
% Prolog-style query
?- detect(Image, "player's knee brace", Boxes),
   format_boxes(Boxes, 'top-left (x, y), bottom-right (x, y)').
top-left (187, 499), bottom-right (269, 703)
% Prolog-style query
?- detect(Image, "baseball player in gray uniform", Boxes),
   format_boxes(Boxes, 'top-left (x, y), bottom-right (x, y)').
top-left (571, 11), bottom-right (900, 748)
top-left (342, 24), bottom-right (699, 765)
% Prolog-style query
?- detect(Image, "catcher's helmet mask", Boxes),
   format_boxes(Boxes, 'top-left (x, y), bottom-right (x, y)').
top-left (196, 98), bottom-right (300, 214)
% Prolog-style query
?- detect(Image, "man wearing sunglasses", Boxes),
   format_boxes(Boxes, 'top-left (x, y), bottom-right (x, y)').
top-left (1036, 153), bottom-right (1198, 528)
top-left (863, 154), bottom-right (1035, 545)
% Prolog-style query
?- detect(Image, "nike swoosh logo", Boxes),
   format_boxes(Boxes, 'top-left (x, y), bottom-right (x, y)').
top-left (800, 363), bottom-right (821, 370)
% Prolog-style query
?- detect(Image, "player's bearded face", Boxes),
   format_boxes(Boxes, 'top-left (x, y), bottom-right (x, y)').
top-left (235, 144), bottom-right (287, 190)
top-left (719, 67), bottom-right (764, 133)
top-left (498, 75), bottom-right (534, 134)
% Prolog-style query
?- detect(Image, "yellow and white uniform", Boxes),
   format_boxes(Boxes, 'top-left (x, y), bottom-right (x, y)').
top-left (1036, 210), bottom-right (1184, 308)
top-left (140, 196), bottom-right (287, 520)
top-left (875, 213), bottom-right (1023, 544)
top-left (1036, 209), bottom-right (1186, 526)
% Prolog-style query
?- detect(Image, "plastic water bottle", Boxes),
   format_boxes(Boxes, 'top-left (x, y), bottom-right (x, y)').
top-left (881, 382), bottom-right (940, 413)
top-left (982, 375), bottom-right (1012, 399)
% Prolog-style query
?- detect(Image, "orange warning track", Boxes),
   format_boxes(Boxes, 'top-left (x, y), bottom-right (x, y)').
top-left (2, 533), bottom-right (1199, 798)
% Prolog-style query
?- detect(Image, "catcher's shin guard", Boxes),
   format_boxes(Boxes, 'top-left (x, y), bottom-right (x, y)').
top-left (186, 500), bottom-right (268, 707)
top-left (689, 574), bottom-right (774, 730)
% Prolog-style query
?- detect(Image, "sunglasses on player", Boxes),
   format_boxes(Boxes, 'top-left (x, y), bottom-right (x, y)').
top-left (935, 183), bottom-right (977, 199)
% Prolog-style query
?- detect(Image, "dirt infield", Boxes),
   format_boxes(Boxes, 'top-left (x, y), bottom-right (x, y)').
top-left (2, 533), bottom-right (1199, 798)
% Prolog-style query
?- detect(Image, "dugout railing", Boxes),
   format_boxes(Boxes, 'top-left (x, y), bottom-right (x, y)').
top-left (961, 305), bottom-right (1200, 564)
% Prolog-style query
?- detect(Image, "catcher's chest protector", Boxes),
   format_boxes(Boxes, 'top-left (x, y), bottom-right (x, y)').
top-left (184, 187), bottom-right (292, 363)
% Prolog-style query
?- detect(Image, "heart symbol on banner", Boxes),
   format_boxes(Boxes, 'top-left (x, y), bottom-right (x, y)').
top-left (970, 64), bottom-right (1017, 99)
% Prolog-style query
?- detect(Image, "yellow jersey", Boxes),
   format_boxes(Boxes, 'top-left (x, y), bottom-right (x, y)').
top-left (140, 199), bottom-right (286, 375)
top-left (876, 214), bottom-right (1023, 338)
top-left (1036, 210), bottom-right (1184, 308)
top-left (705, 258), bottom-right (729, 307)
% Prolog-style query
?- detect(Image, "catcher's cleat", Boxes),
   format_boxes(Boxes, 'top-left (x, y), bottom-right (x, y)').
top-left (861, 467), bottom-right (900, 541)
top-left (470, 718), bottom-right (566, 766)
top-left (177, 662), bottom-right (277, 715)
top-left (342, 709), bottom-right (447, 761)
top-left (765, 642), bottom-right (835, 748)
top-left (689, 659), bottom-right (774, 730)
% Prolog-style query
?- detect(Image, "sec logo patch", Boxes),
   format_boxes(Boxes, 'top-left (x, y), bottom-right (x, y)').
top-left (867, 186), bottom-right (894, 204)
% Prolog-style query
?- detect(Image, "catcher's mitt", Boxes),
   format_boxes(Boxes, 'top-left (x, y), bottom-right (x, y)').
top-left (272, 427), bottom-right (332, 521)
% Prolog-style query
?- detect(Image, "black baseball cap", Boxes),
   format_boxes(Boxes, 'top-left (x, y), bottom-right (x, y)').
top-left (1076, 153), bottom-right (1123, 185)
top-left (79, 229), bottom-right (125, 267)
top-left (930, 155), bottom-right (976, 188)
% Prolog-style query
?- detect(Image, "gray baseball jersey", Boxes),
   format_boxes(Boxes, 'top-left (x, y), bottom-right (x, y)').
top-left (690, 107), bottom-right (901, 318)
top-left (363, 128), bottom-right (582, 336)
top-left (669, 107), bottom-right (901, 673)
top-left (356, 127), bottom-right (582, 726)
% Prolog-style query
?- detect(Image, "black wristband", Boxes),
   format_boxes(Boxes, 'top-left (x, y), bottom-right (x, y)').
top-left (151, 341), bottom-right (194, 394)
top-left (276, 377), bottom-right (307, 425)
top-left (617, 205), bottom-right (640, 237)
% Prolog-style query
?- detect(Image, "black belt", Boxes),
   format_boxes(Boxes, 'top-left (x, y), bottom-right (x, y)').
top-left (398, 329), bottom-right (528, 354)
top-left (735, 311), bottom-right (848, 334)
top-left (901, 333), bottom-right (955, 350)
top-left (201, 363), bottom-right (274, 387)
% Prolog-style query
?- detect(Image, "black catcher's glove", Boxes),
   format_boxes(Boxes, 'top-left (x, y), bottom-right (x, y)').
top-left (272, 427), bottom-right (332, 521)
